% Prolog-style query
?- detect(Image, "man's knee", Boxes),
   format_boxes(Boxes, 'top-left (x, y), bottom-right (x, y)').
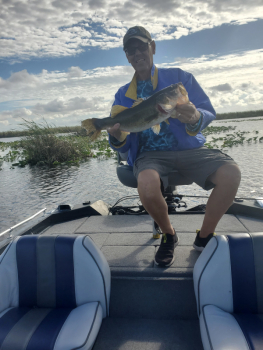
top-left (137, 169), bottom-right (161, 197)
top-left (209, 163), bottom-right (241, 187)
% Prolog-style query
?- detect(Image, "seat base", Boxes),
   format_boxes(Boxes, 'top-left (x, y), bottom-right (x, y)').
top-left (201, 305), bottom-right (263, 350)
top-left (0, 302), bottom-right (103, 350)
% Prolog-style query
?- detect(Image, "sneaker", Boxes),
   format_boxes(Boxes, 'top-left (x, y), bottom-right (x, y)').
top-left (154, 229), bottom-right (179, 267)
top-left (193, 230), bottom-right (216, 251)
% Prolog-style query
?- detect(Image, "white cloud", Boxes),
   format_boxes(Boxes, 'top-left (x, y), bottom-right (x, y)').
top-left (0, 0), bottom-right (262, 61)
top-left (33, 96), bottom-right (106, 114)
top-left (0, 49), bottom-right (262, 130)
top-left (0, 108), bottom-right (32, 124)
top-left (68, 66), bottom-right (84, 78)
top-left (160, 49), bottom-right (263, 113)
top-left (0, 70), bottom-right (40, 89)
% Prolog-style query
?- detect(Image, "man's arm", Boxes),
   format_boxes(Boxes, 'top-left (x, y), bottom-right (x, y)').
top-left (175, 70), bottom-right (216, 135)
top-left (107, 92), bottom-right (131, 152)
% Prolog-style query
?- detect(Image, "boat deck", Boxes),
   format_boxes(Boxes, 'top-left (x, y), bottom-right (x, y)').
top-left (39, 211), bottom-right (263, 350)
top-left (41, 212), bottom-right (262, 276)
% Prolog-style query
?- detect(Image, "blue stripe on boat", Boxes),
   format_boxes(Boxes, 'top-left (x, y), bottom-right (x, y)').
top-left (17, 236), bottom-right (38, 307)
top-left (0, 308), bottom-right (31, 348)
top-left (26, 308), bottom-right (72, 350)
top-left (227, 234), bottom-right (257, 313)
top-left (234, 313), bottom-right (263, 350)
top-left (55, 236), bottom-right (76, 308)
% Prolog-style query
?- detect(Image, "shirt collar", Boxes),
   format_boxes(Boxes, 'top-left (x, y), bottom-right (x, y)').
top-left (125, 64), bottom-right (158, 100)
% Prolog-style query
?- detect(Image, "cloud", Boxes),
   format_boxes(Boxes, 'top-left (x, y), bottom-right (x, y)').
top-left (0, 70), bottom-right (40, 89)
top-left (0, 108), bottom-right (32, 122)
top-left (68, 66), bottom-right (84, 78)
top-left (0, 0), bottom-right (262, 61)
top-left (0, 49), bottom-right (262, 128)
top-left (211, 83), bottom-right (233, 91)
top-left (159, 49), bottom-right (263, 113)
top-left (33, 96), bottom-right (106, 114)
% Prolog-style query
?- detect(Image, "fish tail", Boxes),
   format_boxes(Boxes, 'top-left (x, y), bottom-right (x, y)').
top-left (81, 118), bottom-right (101, 141)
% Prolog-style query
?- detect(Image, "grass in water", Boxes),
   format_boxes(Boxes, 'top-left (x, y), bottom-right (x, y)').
top-left (0, 120), bottom-right (115, 167)
top-left (203, 126), bottom-right (263, 149)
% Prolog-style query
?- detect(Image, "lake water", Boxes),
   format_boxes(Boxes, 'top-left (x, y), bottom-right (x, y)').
top-left (1, 117), bottom-right (263, 234)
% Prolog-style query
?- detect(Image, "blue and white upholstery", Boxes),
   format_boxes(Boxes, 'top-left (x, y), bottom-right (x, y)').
top-left (0, 235), bottom-right (111, 350)
top-left (193, 233), bottom-right (263, 350)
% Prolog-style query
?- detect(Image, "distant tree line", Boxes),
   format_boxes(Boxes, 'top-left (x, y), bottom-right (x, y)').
top-left (0, 126), bottom-right (82, 138)
top-left (216, 109), bottom-right (263, 120)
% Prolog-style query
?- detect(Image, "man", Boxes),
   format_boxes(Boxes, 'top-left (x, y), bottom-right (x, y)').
top-left (107, 26), bottom-right (241, 267)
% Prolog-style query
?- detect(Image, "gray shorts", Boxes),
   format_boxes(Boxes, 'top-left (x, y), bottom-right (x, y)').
top-left (133, 147), bottom-right (237, 191)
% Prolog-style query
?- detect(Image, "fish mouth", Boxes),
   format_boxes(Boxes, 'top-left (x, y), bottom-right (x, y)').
top-left (157, 104), bottom-right (169, 114)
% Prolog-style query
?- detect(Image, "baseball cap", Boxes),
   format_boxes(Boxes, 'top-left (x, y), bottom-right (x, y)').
top-left (123, 26), bottom-right (152, 49)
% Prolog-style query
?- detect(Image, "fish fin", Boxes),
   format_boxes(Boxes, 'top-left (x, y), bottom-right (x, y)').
top-left (81, 118), bottom-right (101, 141)
top-left (170, 110), bottom-right (179, 119)
top-left (111, 105), bottom-right (128, 118)
top-left (119, 131), bottom-right (130, 142)
top-left (132, 98), bottom-right (144, 108)
top-left (151, 124), bottom-right (161, 134)
top-left (177, 84), bottom-right (189, 105)
top-left (164, 119), bottom-right (170, 125)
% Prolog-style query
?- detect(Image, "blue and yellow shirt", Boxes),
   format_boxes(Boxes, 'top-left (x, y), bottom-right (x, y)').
top-left (136, 79), bottom-right (178, 153)
top-left (109, 65), bottom-right (216, 166)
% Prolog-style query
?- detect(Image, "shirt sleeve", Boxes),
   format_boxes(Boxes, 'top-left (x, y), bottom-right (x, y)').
top-left (178, 69), bottom-right (216, 135)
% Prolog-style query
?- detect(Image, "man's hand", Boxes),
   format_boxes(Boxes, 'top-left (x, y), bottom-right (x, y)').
top-left (107, 123), bottom-right (122, 140)
top-left (173, 103), bottom-right (201, 125)
top-left (107, 123), bottom-right (129, 142)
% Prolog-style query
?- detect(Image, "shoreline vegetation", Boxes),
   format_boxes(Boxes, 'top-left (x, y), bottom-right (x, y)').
top-left (0, 114), bottom-right (263, 169)
top-left (0, 109), bottom-right (262, 139)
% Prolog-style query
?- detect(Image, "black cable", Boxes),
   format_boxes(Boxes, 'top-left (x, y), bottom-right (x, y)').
top-left (111, 195), bottom-right (140, 209)
top-left (177, 195), bottom-right (260, 201)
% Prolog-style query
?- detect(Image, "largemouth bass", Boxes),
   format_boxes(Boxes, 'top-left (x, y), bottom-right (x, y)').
top-left (81, 82), bottom-right (189, 141)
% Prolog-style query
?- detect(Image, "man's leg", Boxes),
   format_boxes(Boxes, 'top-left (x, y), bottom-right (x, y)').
top-left (137, 168), bottom-right (179, 267)
top-left (137, 169), bottom-right (174, 235)
top-left (199, 163), bottom-right (241, 238)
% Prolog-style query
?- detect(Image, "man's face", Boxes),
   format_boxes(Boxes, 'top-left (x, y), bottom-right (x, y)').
top-left (125, 38), bottom-right (156, 76)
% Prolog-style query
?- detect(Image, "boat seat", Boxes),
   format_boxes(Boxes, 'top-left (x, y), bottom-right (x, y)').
top-left (116, 151), bottom-right (193, 190)
top-left (193, 233), bottom-right (263, 350)
top-left (0, 235), bottom-right (111, 350)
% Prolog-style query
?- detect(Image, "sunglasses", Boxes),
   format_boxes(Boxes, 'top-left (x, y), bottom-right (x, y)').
top-left (125, 42), bottom-right (151, 56)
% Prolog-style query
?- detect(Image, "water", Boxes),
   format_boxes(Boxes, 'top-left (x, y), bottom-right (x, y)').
top-left (1, 117), bottom-right (263, 233)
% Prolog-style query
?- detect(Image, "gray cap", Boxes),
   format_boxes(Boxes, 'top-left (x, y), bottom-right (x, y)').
top-left (123, 26), bottom-right (152, 49)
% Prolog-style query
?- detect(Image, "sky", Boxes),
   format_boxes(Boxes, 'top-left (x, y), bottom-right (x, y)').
top-left (0, 0), bottom-right (263, 131)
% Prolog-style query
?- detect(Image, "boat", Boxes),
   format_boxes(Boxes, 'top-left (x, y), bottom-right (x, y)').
top-left (0, 187), bottom-right (262, 349)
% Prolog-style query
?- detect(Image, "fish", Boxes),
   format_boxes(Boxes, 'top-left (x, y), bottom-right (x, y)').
top-left (81, 82), bottom-right (189, 142)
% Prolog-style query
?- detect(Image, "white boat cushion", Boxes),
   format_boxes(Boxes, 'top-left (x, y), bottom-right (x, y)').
top-left (54, 302), bottom-right (103, 350)
top-left (200, 305), bottom-right (250, 350)
top-left (74, 236), bottom-right (111, 318)
top-left (0, 302), bottom-right (102, 350)
top-left (0, 234), bottom-right (110, 349)
top-left (0, 235), bottom-right (110, 318)
top-left (193, 235), bottom-right (233, 316)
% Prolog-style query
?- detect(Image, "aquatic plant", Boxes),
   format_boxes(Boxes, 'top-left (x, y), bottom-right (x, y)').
top-left (0, 120), bottom-right (115, 167)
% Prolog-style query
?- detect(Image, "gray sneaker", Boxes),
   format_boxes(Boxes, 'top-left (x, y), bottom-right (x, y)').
top-left (193, 230), bottom-right (216, 251)
top-left (154, 230), bottom-right (179, 267)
